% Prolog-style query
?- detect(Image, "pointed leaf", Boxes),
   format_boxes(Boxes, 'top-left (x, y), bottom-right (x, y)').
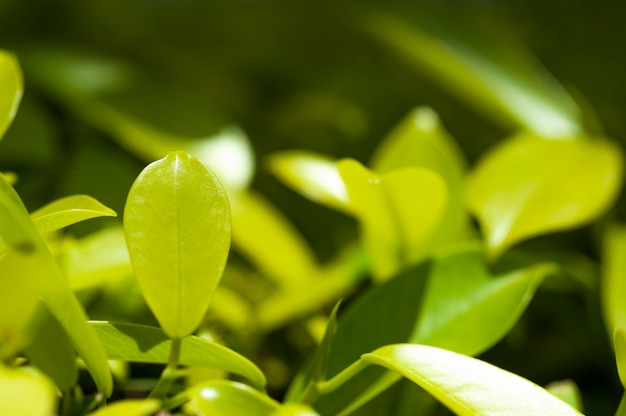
top-left (465, 133), bottom-right (623, 260)
top-left (30, 195), bottom-right (116, 235)
top-left (362, 344), bottom-right (583, 415)
top-left (86, 399), bottom-right (160, 416)
top-left (187, 380), bottom-right (279, 416)
top-left (0, 50), bottom-right (23, 139)
top-left (0, 366), bottom-right (56, 416)
top-left (90, 321), bottom-right (265, 390)
top-left (124, 150), bottom-right (231, 338)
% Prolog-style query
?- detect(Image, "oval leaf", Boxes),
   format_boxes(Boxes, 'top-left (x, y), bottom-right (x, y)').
top-left (270, 404), bottom-right (320, 416)
top-left (86, 399), bottom-right (160, 416)
top-left (465, 133), bottom-right (623, 260)
top-left (187, 380), bottom-right (279, 416)
top-left (124, 150), bottom-right (231, 338)
top-left (362, 344), bottom-right (583, 415)
top-left (0, 50), bottom-right (23, 139)
top-left (30, 195), bottom-right (117, 235)
top-left (0, 366), bottom-right (56, 416)
top-left (90, 321), bottom-right (265, 390)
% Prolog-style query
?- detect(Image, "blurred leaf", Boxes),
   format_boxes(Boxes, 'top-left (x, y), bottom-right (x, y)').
top-left (187, 380), bottom-right (279, 416)
top-left (30, 194), bottom-right (116, 235)
top-left (124, 151), bottom-right (231, 339)
top-left (339, 159), bottom-right (446, 279)
top-left (90, 321), bottom-right (266, 390)
top-left (86, 399), bottom-right (160, 416)
top-left (370, 106), bottom-right (469, 244)
top-left (362, 344), bottom-right (583, 415)
top-left (465, 133), bottom-right (623, 260)
top-left (603, 224), bottom-right (626, 334)
top-left (615, 326), bottom-right (626, 389)
top-left (359, 11), bottom-right (582, 137)
top-left (231, 191), bottom-right (318, 288)
top-left (0, 50), bottom-right (23, 139)
top-left (270, 404), bottom-right (321, 416)
top-left (268, 151), bottom-right (350, 214)
top-left (546, 380), bottom-right (583, 411)
top-left (209, 286), bottom-right (254, 331)
top-left (0, 365), bottom-right (56, 416)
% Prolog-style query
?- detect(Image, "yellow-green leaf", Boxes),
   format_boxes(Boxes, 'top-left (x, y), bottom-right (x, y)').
top-left (86, 399), bottom-right (160, 416)
top-left (615, 326), bottom-right (626, 388)
top-left (0, 366), bottom-right (56, 416)
top-left (602, 224), bottom-right (626, 333)
top-left (465, 133), bottom-right (623, 260)
top-left (270, 404), bottom-right (320, 416)
top-left (187, 380), bottom-right (279, 416)
top-left (124, 151), bottom-right (231, 338)
top-left (0, 50), bottom-right (23, 139)
top-left (31, 194), bottom-right (117, 235)
top-left (362, 344), bottom-right (583, 415)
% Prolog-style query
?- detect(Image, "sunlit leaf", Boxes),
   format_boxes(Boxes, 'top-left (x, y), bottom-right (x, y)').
top-left (0, 50), bottom-right (23, 139)
top-left (362, 344), bottom-right (583, 415)
top-left (359, 12), bottom-right (582, 137)
top-left (465, 133), bottom-right (623, 260)
top-left (30, 194), bottom-right (116, 235)
top-left (0, 366), bottom-right (56, 416)
top-left (124, 150), bottom-right (231, 339)
top-left (187, 380), bottom-right (279, 416)
top-left (86, 399), bottom-right (160, 416)
top-left (603, 224), bottom-right (626, 333)
top-left (339, 159), bottom-right (446, 279)
top-left (90, 321), bottom-right (266, 390)
top-left (270, 404), bottom-right (321, 416)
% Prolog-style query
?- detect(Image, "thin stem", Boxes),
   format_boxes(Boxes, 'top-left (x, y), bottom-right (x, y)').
top-left (300, 359), bottom-right (370, 405)
top-left (149, 337), bottom-right (183, 399)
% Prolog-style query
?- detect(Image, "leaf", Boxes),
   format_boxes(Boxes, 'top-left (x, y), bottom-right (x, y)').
top-left (411, 242), bottom-right (555, 355)
top-left (546, 380), bottom-right (583, 412)
top-left (465, 133), bottom-right (623, 260)
top-left (270, 404), bottom-right (321, 416)
top-left (362, 344), bottom-right (583, 415)
top-left (187, 380), bottom-right (280, 416)
top-left (358, 11), bottom-right (582, 137)
top-left (338, 159), bottom-right (447, 279)
top-left (124, 150), bottom-right (231, 339)
top-left (267, 151), bottom-right (350, 213)
top-left (30, 194), bottom-right (117, 235)
top-left (90, 321), bottom-right (266, 390)
top-left (0, 50), bottom-right (23, 139)
top-left (0, 366), bottom-right (56, 416)
top-left (602, 224), bottom-right (626, 333)
top-left (614, 326), bottom-right (626, 389)
top-left (86, 399), bottom-right (160, 416)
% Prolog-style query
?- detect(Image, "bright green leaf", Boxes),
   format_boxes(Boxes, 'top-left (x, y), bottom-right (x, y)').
top-left (124, 150), bottom-right (231, 339)
top-left (271, 404), bottom-right (320, 416)
top-left (0, 366), bottom-right (56, 416)
top-left (603, 224), bottom-right (626, 334)
top-left (90, 321), bottom-right (266, 390)
top-left (465, 133), bottom-right (623, 260)
top-left (187, 380), bottom-right (279, 416)
top-left (0, 50), bottom-right (23, 139)
top-left (362, 344), bottom-right (583, 415)
top-left (30, 195), bottom-right (116, 235)
top-left (615, 326), bottom-right (626, 388)
top-left (339, 159), bottom-right (446, 279)
top-left (86, 399), bottom-right (160, 416)
top-left (546, 380), bottom-right (583, 412)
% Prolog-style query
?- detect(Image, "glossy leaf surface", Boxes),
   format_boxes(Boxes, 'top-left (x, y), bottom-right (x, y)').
top-left (270, 404), bottom-right (320, 416)
top-left (466, 133), bottom-right (623, 260)
top-left (30, 194), bottom-right (116, 235)
top-left (339, 159), bottom-right (446, 279)
top-left (124, 150), bottom-right (231, 338)
top-left (602, 224), bottom-right (626, 333)
top-left (86, 399), bottom-right (160, 416)
top-left (0, 50), bottom-right (23, 139)
top-left (90, 321), bottom-right (265, 389)
top-left (187, 380), bottom-right (279, 416)
top-left (363, 344), bottom-right (583, 415)
top-left (0, 366), bottom-right (56, 416)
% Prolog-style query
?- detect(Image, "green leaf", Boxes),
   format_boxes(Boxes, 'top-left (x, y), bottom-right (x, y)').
top-left (270, 404), bottom-right (321, 416)
top-left (546, 380), bottom-right (583, 412)
top-left (30, 195), bottom-right (117, 235)
top-left (267, 151), bottom-right (350, 213)
top-left (124, 150), bottom-right (231, 339)
top-left (86, 399), bottom-right (160, 416)
top-left (187, 380), bottom-right (280, 416)
top-left (411, 242), bottom-right (555, 355)
top-left (0, 366), bottom-right (56, 416)
top-left (358, 12), bottom-right (582, 137)
top-left (90, 321), bottom-right (266, 390)
top-left (362, 344), bottom-right (583, 415)
top-left (0, 50), bottom-right (23, 139)
top-left (615, 326), bottom-right (626, 389)
top-left (370, 106), bottom-right (469, 244)
top-left (465, 133), bottom-right (623, 260)
top-left (338, 159), bottom-right (447, 279)
top-left (603, 224), bottom-right (626, 333)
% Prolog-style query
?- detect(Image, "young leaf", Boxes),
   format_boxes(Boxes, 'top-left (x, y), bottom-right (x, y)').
top-left (0, 50), bottom-right (23, 139)
top-left (0, 366), bottom-right (56, 416)
top-left (602, 224), bottom-right (626, 333)
top-left (187, 380), bottom-right (280, 416)
top-left (362, 344), bottom-right (584, 415)
top-left (90, 321), bottom-right (266, 390)
top-left (30, 194), bottom-right (116, 235)
top-left (124, 150), bottom-right (231, 339)
top-left (338, 159), bottom-right (447, 279)
top-left (465, 133), bottom-right (623, 260)
top-left (86, 399), bottom-right (160, 416)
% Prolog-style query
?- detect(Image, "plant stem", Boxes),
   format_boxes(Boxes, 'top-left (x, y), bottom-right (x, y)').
top-left (149, 337), bottom-right (182, 399)
top-left (300, 359), bottom-right (370, 405)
